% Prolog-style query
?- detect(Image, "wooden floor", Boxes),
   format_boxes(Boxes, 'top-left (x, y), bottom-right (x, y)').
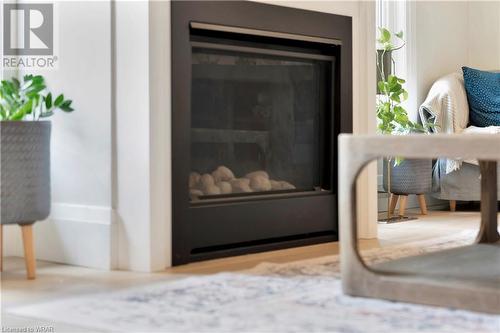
top-left (1, 209), bottom-right (485, 332)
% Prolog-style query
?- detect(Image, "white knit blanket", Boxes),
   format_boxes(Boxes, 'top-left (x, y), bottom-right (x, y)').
top-left (419, 72), bottom-right (469, 136)
top-left (418, 72), bottom-right (487, 173)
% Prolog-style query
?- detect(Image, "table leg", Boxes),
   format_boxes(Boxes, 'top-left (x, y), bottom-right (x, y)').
top-left (477, 161), bottom-right (499, 243)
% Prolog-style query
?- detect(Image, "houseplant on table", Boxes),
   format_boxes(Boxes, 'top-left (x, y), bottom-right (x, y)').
top-left (376, 28), bottom-right (432, 222)
top-left (0, 74), bottom-right (73, 279)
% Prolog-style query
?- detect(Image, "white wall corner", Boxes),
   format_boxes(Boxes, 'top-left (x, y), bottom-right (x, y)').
top-left (115, 0), bottom-right (172, 272)
top-left (148, 0), bottom-right (172, 271)
top-left (355, 1), bottom-right (378, 239)
top-left (114, 0), bottom-right (153, 272)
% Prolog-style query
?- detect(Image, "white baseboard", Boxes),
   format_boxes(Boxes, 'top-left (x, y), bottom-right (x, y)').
top-left (3, 203), bottom-right (117, 270)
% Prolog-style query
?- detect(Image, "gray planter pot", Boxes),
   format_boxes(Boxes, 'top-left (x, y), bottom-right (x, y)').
top-left (383, 158), bottom-right (432, 195)
top-left (377, 49), bottom-right (393, 93)
top-left (1, 121), bottom-right (51, 225)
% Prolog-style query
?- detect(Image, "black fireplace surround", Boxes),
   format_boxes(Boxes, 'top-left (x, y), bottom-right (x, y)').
top-left (172, 1), bottom-right (352, 265)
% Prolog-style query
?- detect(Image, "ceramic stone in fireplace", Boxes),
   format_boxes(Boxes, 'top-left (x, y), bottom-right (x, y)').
top-left (172, 1), bottom-right (352, 265)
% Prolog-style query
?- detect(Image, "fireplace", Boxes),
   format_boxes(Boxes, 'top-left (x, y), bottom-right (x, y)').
top-left (172, 1), bottom-right (352, 265)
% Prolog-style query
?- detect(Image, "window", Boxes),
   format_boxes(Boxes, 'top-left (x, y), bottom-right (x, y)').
top-left (376, 0), bottom-right (417, 120)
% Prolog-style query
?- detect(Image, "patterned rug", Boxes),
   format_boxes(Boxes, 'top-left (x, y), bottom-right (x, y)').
top-left (9, 230), bottom-right (500, 333)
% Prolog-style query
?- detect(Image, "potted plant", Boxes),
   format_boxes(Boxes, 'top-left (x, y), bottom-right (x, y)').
top-left (0, 74), bottom-right (73, 279)
top-left (376, 28), bottom-right (432, 221)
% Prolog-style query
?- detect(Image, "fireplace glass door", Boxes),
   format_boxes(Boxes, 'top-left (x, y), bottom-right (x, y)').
top-left (190, 40), bottom-right (334, 201)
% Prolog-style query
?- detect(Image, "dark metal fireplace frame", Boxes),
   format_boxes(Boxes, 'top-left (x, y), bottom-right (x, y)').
top-left (172, 1), bottom-right (352, 265)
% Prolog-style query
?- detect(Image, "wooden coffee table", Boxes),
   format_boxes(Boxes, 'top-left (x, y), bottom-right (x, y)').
top-left (339, 134), bottom-right (500, 314)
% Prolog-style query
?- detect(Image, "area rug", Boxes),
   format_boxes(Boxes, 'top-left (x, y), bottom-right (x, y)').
top-left (9, 230), bottom-right (500, 333)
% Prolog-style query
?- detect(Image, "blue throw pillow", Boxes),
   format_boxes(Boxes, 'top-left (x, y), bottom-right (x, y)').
top-left (462, 67), bottom-right (500, 127)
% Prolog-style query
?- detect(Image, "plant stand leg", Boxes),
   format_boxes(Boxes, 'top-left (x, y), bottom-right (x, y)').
top-left (418, 194), bottom-right (427, 215)
top-left (450, 200), bottom-right (456, 212)
top-left (398, 195), bottom-right (408, 217)
top-left (20, 224), bottom-right (36, 280)
top-left (389, 194), bottom-right (399, 215)
top-left (0, 225), bottom-right (3, 272)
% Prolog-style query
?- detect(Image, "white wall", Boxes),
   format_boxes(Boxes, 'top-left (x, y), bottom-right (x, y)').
top-left (4, 1), bottom-right (116, 269)
top-left (414, 1), bottom-right (470, 107)
top-left (467, 1), bottom-right (500, 70)
top-left (415, 0), bottom-right (500, 108)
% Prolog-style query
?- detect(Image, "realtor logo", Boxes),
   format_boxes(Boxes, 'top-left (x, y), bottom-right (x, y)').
top-left (3, 3), bottom-right (54, 56)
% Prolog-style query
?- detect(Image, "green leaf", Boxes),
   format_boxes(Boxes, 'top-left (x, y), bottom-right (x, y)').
top-left (394, 105), bottom-right (406, 113)
top-left (10, 100), bottom-right (32, 120)
top-left (54, 94), bottom-right (64, 106)
top-left (3, 81), bottom-right (15, 95)
top-left (20, 79), bottom-right (33, 91)
top-left (30, 75), bottom-right (44, 85)
top-left (412, 123), bottom-right (425, 133)
top-left (377, 81), bottom-right (386, 93)
top-left (12, 78), bottom-right (20, 89)
top-left (40, 111), bottom-right (54, 118)
top-left (390, 94), bottom-right (401, 103)
top-left (1, 75), bottom-right (74, 121)
top-left (393, 83), bottom-right (403, 92)
top-left (45, 93), bottom-right (52, 109)
top-left (388, 75), bottom-right (397, 85)
top-left (394, 157), bottom-right (404, 166)
top-left (378, 27), bottom-right (391, 43)
top-left (395, 31), bottom-right (404, 39)
top-left (402, 90), bottom-right (409, 101)
top-left (59, 100), bottom-right (74, 112)
top-left (0, 104), bottom-right (6, 119)
top-left (25, 84), bottom-right (45, 98)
